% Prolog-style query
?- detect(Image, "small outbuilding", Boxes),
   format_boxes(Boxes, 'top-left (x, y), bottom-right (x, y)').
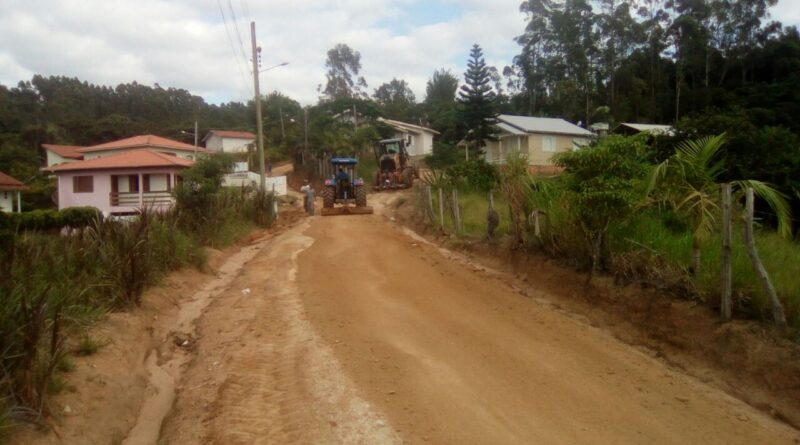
top-left (0, 171), bottom-right (27, 213)
top-left (202, 130), bottom-right (256, 154)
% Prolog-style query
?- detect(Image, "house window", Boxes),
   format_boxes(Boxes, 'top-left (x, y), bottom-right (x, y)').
top-left (111, 175), bottom-right (139, 193)
top-left (542, 136), bottom-right (557, 152)
top-left (73, 176), bottom-right (94, 193)
top-left (143, 174), bottom-right (170, 192)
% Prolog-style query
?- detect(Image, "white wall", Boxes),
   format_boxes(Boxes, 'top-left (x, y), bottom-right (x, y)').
top-left (221, 137), bottom-right (253, 153)
top-left (46, 151), bottom-right (75, 167)
top-left (0, 191), bottom-right (14, 212)
top-left (205, 134), bottom-right (253, 153)
top-left (57, 168), bottom-right (180, 215)
top-left (205, 134), bottom-right (224, 151)
top-left (391, 130), bottom-right (434, 158)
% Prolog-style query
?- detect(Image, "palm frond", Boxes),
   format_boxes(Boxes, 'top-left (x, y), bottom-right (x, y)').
top-left (731, 179), bottom-right (793, 238)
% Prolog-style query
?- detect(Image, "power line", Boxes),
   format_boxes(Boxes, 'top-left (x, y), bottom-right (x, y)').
top-left (216, 0), bottom-right (252, 98)
top-left (227, 0), bottom-right (252, 72)
top-left (240, 0), bottom-right (252, 27)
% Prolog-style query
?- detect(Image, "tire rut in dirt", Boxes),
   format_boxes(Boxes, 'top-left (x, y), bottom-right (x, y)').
top-left (208, 296), bottom-right (324, 444)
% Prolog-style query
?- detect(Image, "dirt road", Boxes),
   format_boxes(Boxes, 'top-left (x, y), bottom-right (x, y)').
top-left (158, 194), bottom-right (799, 444)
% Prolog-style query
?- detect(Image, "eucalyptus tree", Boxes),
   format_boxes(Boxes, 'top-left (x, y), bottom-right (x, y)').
top-left (373, 78), bottom-right (416, 121)
top-left (321, 43), bottom-right (369, 101)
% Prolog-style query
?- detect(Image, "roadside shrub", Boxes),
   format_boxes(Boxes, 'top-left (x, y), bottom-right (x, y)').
top-left (444, 159), bottom-right (498, 191)
top-left (2, 207), bottom-right (101, 232)
top-left (554, 135), bottom-right (650, 273)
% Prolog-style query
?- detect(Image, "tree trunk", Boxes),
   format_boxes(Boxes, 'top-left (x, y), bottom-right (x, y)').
top-left (742, 187), bottom-right (787, 327)
top-left (720, 183), bottom-right (732, 321)
top-left (675, 62), bottom-right (682, 122)
top-left (590, 232), bottom-right (603, 276)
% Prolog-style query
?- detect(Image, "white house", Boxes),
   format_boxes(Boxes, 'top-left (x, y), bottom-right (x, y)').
top-left (0, 171), bottom-right (26, 213)
top-left (485, 114), bottom-right (594, 175)
top-left (377, 118), bottom-right (439, 159)
top-left (202, 130), bottom-right (256, 153)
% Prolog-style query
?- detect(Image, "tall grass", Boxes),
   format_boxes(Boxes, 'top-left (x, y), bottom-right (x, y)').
top-left (610, 210), bottom-right (800, 325)
top-left (418, 189), bottom-right (800, 328)
top-left (0, 178), bottom-right (276, 430)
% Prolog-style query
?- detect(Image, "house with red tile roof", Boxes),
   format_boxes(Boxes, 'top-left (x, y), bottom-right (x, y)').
top-left (0, 171), bottom-right (28, 213)
top-left (78, 134), bottom-right (209, 160)
top-left (202, 130), bottom-right (256, 153)
top-left (42, 134), bottom-right (211, 168)
top-left (45, 150), bottom-right (194, 215)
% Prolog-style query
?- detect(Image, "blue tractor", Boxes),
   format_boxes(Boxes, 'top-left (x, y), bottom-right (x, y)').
top-left (320, 157), bottom-right (373, 216)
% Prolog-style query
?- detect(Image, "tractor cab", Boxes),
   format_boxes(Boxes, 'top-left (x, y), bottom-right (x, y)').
top-left (325, 157), bottom-right (360, 200)
top-left (321, 157), bottom-right (372, 216)
top-left (373, 138), bottom-right (415, 190)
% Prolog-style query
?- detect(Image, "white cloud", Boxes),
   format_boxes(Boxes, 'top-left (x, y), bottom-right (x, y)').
top-left (770, 1), bottom-right (800, 28)
top-left (0, 0), bottom-right (524, 107)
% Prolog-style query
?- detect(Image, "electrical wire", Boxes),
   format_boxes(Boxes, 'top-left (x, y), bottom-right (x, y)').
top-left (216, 0), bottom-right (253, 98)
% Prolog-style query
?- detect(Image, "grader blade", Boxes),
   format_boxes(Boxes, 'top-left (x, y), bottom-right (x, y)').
top-left (321, 205), bottom-right (374, 216)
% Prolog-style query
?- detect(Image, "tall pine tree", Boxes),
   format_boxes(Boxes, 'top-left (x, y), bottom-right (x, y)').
top-left (458, 44), bottom-right (497, 157)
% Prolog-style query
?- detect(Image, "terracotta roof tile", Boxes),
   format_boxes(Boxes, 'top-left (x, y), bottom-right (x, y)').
top-left (45, 150), bottom-right (194, 173)
top-left (0, 171), bottom-right (27, 190)
top-left (42, 144), bottom-right (86, 159)
top-left (78, 134), bottom-right (209, 153)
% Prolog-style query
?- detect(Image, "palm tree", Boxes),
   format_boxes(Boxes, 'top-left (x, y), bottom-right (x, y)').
top-left (648, 134), bottom-right (791, 276)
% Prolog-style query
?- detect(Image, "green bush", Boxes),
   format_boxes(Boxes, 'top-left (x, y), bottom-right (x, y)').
top-left (1, 206), bottom-right (101, 232)
top-left (443, 159), bottom-right (498, 191)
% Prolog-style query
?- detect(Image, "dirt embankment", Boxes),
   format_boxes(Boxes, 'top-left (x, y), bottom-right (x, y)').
top-left (388, 192), bottom-right (800, 431)
top-left (9, 207), bottom-right (307, 445)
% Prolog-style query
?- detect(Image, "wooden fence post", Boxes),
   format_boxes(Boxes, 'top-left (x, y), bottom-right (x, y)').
top-left (438, 187), bottom-right (445, 232)
top-left (721, 183), bottom-right (732, 321)
top-left (452, 189), bottom-right (462, 234)
top-left (426, 185), bottom-right (434, 223)
top-left (487, 190), bottom-right (499, 240)
top-left (742, 187), bottom-right (786, 326)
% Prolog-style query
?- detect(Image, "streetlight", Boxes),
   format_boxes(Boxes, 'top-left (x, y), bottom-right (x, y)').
top-left (260, 61), bottom-right (289, 73)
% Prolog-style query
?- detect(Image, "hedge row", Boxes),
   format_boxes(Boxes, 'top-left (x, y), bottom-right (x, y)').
top-left (0, 207), bottom-right (101, 231)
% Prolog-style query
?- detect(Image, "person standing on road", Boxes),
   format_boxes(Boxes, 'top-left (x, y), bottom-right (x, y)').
top-left (300, 180), bottom-right (315, 215)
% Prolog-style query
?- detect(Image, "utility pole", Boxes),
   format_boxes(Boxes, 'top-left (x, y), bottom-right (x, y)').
top-left (303, 107), bottom-right (309, 165)
top-left (250, 21), bottom-right (266, 191)
top-left (193, 120), bottom-right (198, 156)
top-left (279, 103), bottom-right (286, 141)
top-left (353, 104), bottom-right (357, 136)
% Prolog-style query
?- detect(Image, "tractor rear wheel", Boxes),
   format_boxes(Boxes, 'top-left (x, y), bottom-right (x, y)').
top-left (355, 185), bottom-right (367, 207)
top-left (322, 186), bottom-right (335, 208)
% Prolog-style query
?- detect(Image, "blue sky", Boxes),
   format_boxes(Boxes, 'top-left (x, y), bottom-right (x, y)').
top-left (0, 0), bottom-right (797, 106)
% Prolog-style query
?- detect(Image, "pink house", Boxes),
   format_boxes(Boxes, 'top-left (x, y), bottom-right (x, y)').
top-left (45, 150), bottom-right (194, 216)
